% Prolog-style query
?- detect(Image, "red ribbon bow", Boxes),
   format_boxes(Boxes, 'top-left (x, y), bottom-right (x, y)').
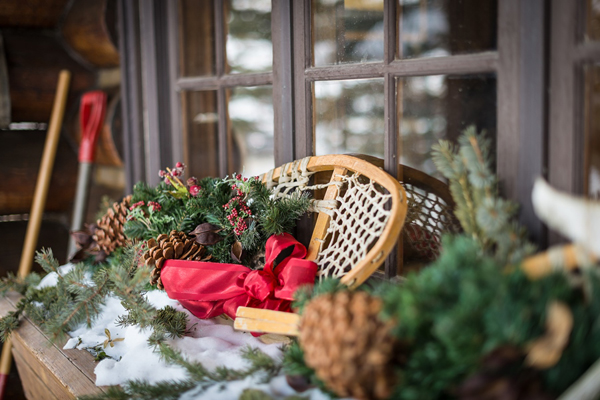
top-left (160, 233), bottom-right (318, 320)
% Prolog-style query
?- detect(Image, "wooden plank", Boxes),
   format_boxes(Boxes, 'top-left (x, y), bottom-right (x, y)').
top-left (234, 307), bottom-right (300, 336)
top-left (236, 307), bottom-right (301, 325)
top-left (0, 293), bottom-right (104, 397)
top-left (12, 349), bottom-right (59, 400)
top-left (233, 307), bottom-right (300, 336)
top-left (234, 318), bottom-right (299, 336)
top-left (12, 340), bottom-right (68, 399)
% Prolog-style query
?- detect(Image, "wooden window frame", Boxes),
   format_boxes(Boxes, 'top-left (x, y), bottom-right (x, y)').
top-left (119, 0), bottom-right (558, 261)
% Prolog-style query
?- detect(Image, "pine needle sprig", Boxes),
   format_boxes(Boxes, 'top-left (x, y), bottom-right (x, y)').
top-left (432, 126), bottom-right (535, 265)
top-left (81, 345), bottom-right (283, 400)
top-left (0, 272), bottom-right (41, 296)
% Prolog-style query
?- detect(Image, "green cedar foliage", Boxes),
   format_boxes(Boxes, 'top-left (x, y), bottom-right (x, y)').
top-left (431, 126), bottom-right (536, 265)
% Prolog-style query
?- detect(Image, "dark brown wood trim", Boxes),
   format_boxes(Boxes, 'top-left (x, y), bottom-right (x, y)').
top-left (167, 0), bottom-right (183, 165)
top-left (303, 52), bottom-right (498, 81)
top-left (293, 0), bottom-right (313, 159)
top-left (384, 0), bottom-right (396, 66)
top-left (176, 73), bottom-right (273, 90)
top-left (214, 1), bottom-right (228, 176)
top-left (497, 0), bottom-right (520, 202)
top-left (548, 0), bottom-right (584, 244)
top-left (574, 41), bottom-right (600, 62)
top-left (383, 0), bottom-right (398, 278)
top-left (516, 0), bottom-right (549, 247)
top-left (117, 0), bottom-right (146, 191)
top-left (139, 0), bottom-right (173, 184)
top-left (272, 0), bottom-right (295, 166)
top-left (387, 52), bottom-right (498, 76)
top-left (305, 62), bottom-right (385, 81)
top-left (549, 0), bottom-right (581, 195)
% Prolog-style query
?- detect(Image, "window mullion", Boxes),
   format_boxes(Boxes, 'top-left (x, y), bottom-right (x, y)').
top-left (272, 0), bottom-right (295, 166)
top-left (214, 0), bottom-right (229, 176)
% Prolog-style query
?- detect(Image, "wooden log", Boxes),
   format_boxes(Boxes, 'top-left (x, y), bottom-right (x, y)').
top-left (0, 130), bottom-right (77, 215)
top-left (2, 29), bottom-right (95, 122)
top-left (0, 0), bottom-right (70, 28)
top-left (60, 0), bottom-right (120, 68)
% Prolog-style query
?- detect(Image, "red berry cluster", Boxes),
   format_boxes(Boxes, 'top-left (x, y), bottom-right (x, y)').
top-left (223, 180), bottom-right (253, 236)
top-left (148, 201), bottom-right (162, 212)
top-left (129, 201), bottom-right (145, 211)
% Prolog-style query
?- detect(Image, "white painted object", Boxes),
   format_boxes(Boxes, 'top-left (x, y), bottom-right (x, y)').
top-left (532, 178), bottom-right (600, 255)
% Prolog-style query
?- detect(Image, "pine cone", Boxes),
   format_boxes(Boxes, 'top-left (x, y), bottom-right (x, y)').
top-left (93, 195), bottom-right (132, 257)
top-left (143, 230), bottom-right (210, 289)
top-left (299, 291), bottom-right (401, 400)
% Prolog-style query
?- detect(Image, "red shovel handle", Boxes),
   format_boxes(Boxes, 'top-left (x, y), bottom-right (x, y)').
top-left (79, 91), bottom-right (107, 163)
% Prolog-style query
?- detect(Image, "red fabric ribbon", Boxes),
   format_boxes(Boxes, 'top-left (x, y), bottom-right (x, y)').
top-left (160, 233), bottom-right (318, 320)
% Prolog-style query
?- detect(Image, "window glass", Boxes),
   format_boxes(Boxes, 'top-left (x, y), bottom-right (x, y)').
top-left (181, 91), bottom-right (219, 178)
top-left (585, 64), bottom-right (600, 198)
top-left (585, 0), bottom-right (600, 41)
top-left (397, 0), bottom-right (497, 59)
top-left (226, 0), bottom-right (272, 74)
top-left (312, 0), bottom-right (384, 66)
top-left (397, 74), bottom-right (497, 179)
top-left (314, 78), bottom-right (385, 158)
top-left (228, 86), bottom-right (274, 177)
top-left (179, 0), bottom-right (215, 77)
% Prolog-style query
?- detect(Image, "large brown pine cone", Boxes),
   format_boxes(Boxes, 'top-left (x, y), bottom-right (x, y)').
top-left (93, 195), bottom-right (132, 257)
top-left (143, 230), bottom-right (210, 289)
top-left (299, 291), bottom-right (401, 400)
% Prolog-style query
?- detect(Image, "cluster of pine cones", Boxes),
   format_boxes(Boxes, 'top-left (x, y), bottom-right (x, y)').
top-left (142, 230), bottom-right (210, 289)
top-left (71, 196), bottom-right (132, 262)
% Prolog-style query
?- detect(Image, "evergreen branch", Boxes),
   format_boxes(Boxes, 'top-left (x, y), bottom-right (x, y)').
top-left (82, 345), bottom-right (283, 400)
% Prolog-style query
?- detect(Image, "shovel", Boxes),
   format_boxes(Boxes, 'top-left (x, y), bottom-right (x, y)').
top-left (67, 91), bottom-right (107, 257)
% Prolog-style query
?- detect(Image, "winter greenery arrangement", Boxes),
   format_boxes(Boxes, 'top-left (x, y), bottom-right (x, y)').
top-left (0, 127), bottom-right (598, 400)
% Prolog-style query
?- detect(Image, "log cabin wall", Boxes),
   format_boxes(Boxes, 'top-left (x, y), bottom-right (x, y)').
top-left (0, 0), bottom-right (125, 277)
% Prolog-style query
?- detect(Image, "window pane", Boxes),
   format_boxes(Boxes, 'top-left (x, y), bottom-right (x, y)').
top-left (398, 0), bottom-right (497, 59)
top-left (397, 74), bottom-right (497, 179)
top-left (182, 91), bottom-right (219, 178)
top-left (226, 0), bottom-right (272, 74)
top-left (228, 86), bottom-right (274, 177)
top-left (312, 0), bottom-right (384, 66)
top-left (585, 64), bottom-right (600, 198)
top-left (314, 78), bottom-right (385, 158)
top-left (179, 0), bottom-right (215, 77)
top-left (585, 0), bottom-right (600, 42)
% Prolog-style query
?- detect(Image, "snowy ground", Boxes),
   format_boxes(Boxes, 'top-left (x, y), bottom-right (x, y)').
top-left (38, 269), bottom-right (335, 400)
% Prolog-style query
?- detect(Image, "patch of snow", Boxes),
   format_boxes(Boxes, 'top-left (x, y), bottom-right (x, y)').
top-left (36, 264), bottom-right (75, 289)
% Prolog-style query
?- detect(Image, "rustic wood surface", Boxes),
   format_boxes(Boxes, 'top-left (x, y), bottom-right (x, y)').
top-left (0, 292), bottom-right (105, 399)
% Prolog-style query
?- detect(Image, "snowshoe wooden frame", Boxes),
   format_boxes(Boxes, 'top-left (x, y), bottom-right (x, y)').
top-left (260, 154), bottom-right (407, 288)
top-left (235, 154), bottom-right (408, 333)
